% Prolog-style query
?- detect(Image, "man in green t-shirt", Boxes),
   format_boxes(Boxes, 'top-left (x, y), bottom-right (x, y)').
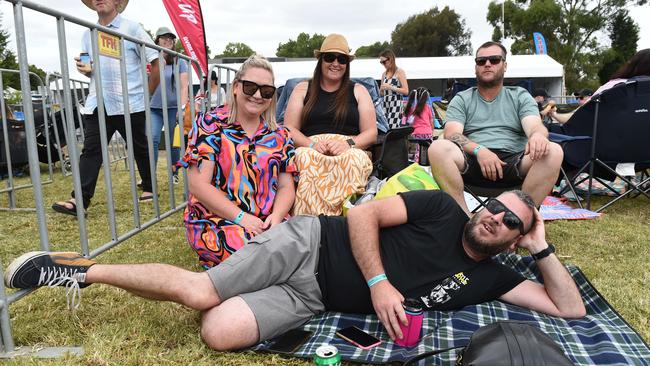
top-left (428, 41), bottom-right (563, 213)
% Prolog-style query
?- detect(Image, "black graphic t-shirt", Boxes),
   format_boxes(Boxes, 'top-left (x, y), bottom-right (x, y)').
top-left (317, 190), bottom-right (525, 313)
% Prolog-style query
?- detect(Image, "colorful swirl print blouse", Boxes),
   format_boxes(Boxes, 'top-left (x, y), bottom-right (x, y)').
top-left (180, 106), bottom-right (296, 268)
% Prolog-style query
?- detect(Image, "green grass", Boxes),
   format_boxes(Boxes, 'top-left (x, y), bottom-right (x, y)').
top-left (0, 162), bottom-right (649, 365)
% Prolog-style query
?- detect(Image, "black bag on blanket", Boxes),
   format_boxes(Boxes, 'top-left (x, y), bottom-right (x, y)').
top-left (403, 321), bottom-right (574, 366)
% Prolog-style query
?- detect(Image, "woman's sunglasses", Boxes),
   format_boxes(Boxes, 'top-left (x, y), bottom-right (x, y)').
top-left (379, 58), bottom-right (388, 65)
top-left (484, 198), bottom-right (525, 234)
top-left (475, 55), bottom-right (504, 66)
top-left (239, 80), bottom-right (276, 99)
top-left (322, 52), bottom-right (350, 65)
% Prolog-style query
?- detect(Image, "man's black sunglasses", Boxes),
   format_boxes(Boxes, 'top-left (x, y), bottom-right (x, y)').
top-left (322, 52), bottom-right (350, 65)
top-left (475, 55), bottom-right (504, 66)
top-left (239, 80), bottom-right (276, 99)
top-left (484, 198), bottom-right (525, 235)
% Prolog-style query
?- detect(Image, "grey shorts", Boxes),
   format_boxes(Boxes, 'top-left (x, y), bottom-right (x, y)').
top-left (206, 216), bottom-right (324, 341)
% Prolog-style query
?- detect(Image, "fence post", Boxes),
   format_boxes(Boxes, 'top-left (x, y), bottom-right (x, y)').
top-left (12, 0), bottom-right (49, 249)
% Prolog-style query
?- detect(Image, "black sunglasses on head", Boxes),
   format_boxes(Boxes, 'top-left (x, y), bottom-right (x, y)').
top-left (475, 55), bottom-right (504, 66)
top-left (239, 80), bottom-right (276, 99)
top-left (484, 198), bottom-right (525, 235)
top-left (322, 52), bottom-right (350, 65)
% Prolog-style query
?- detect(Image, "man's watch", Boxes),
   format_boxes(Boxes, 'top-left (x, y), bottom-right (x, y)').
top-left (531, 243), bottom-right (555, 261)
top-left (346, 138), bottom-right (356, 147)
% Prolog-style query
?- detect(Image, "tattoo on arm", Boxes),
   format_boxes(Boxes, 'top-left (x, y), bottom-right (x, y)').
top-left (449, 133), bottom-right (470, 148)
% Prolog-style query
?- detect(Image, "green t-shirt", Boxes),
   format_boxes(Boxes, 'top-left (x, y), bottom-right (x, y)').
top-left (445, 86), bottom-right (539, 153)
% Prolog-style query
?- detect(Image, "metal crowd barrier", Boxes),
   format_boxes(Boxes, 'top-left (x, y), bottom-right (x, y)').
top-left (0, 0), bottom-right (204, 357)
top-left (45, 73), bottom-right (128, 176)
top-left (44, 73), bottom-right (87, 176)
top-left (206, 63), bottom-right (236, 108)
top-left (0, 69), bottom-right (55, 211)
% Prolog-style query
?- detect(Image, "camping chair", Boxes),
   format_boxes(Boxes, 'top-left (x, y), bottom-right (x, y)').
top-left (549, 77), bottom-right (650, 212)
top-left (431, 100), bottom-right (448, 122)
top-left (276, 77), bottom-right (389, 133)
top-left (371, 126), bottom-right (413, 179)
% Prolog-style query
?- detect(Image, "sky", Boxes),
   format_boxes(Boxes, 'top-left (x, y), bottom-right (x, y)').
top-left (1, 0), bottom-right (649, 81)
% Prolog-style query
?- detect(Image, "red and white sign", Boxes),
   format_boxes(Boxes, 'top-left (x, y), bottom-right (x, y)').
top-left (162, 0), bottom-right (208, 78)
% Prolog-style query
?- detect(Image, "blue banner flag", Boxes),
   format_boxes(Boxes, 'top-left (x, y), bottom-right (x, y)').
top-left (533, 32), bottom-right (547, 55)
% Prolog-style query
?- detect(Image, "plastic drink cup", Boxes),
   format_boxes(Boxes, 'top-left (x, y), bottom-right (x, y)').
top-left (395, 298), bottom-right (424, 347)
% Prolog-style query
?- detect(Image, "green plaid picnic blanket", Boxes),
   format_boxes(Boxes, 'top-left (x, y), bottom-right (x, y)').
top-left (253, 253), bottom-right (650, 365)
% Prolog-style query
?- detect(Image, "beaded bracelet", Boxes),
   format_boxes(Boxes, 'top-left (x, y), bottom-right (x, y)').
top-left (367, 273), bottom-right (388, 288)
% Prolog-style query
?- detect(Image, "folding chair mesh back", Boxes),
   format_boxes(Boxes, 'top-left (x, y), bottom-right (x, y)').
top-left (553, 77), bottom-right (650, 211)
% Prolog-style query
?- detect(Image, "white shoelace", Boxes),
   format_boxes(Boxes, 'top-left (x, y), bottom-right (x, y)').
top-left (38, 267), bottom-right (83, 310)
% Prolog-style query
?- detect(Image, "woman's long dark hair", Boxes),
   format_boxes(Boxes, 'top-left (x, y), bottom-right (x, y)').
top-left (611, 48), bottom-right (650, 79)
top-left (156, 37), bottom-right (177, 91)
top-left (300, 56), bottom-right (352, 128)
top-left (404, 87), bottom-right (430, 117)
top-left (380, 49), bottom-right (397, 75)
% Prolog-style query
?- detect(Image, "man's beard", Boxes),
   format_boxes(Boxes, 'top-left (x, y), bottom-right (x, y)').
top-left (463, 215), bottom-right (513, 256)
top-left (477, 69), bottom-right (504, 89)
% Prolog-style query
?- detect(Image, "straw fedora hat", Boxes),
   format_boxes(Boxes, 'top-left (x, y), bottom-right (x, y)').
top-left (82, 0), bottom-right (129, 13)
top-left (313, 33), bottom-right (355, 61)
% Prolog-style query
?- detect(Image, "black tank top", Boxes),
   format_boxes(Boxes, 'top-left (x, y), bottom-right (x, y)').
top-left (301, 82), bottom-right (360, 136)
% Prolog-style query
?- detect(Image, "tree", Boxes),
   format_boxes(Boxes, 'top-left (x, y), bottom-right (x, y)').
top-left (0, 13), bottom-right (47, 91)
top-left (276, 33), bottom-right (326, 58)
top-left (391, 6), bottom-right (472, 57)
top-left (598, 11), bottom-right (639, 83)
top-left (486, 0), bottom-right (647, 91)
top-left (355, 41), bottom-right (391, 57)
top-left (219, 42), bottom-right (255, 58)
top-left (28, 64), bottom-right (46, 84)
top-left (0, 14), bottom-right (20, 90)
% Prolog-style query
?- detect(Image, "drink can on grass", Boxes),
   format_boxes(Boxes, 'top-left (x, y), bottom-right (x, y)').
top-left (314, 344), bottom-right (341, 366)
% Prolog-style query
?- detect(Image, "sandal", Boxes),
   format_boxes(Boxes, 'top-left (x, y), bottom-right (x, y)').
top-left (138, 193), bottom-right (155, 202)
top-left (52, 199), bottom-right (86, 217)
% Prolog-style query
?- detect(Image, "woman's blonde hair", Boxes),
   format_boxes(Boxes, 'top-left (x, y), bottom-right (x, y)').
top-left (227, 54), bottom-right (278, 130)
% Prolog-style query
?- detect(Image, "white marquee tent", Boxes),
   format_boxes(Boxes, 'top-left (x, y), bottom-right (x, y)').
top-left (218, 54), bottom-right (565, 98)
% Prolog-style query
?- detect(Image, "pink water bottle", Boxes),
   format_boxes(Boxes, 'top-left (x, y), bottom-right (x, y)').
top-left (395, 298), bottom-right (424, 347)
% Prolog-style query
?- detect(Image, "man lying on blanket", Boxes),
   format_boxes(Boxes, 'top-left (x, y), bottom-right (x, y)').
top-left (5, 190), bottom-right (585, 351)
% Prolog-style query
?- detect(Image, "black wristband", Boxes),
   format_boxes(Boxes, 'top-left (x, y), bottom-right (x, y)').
top-left (531, 243), bottom-right (555, 261)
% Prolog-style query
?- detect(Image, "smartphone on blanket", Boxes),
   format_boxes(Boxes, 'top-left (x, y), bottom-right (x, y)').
top-left (267, 329), bottom-right (313, 354)
top-left (336, 326), bottom-right (382, 350)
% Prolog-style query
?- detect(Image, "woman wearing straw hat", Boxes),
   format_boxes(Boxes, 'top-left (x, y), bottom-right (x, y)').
top-left (284, 33), bottom-right (377, 216)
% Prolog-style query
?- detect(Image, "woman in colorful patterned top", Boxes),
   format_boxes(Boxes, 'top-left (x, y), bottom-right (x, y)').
top-left (180, 55), bottom-right (296, 268)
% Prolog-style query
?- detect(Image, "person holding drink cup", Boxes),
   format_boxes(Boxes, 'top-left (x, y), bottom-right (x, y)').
top-left (9, 189), bottom-right (585, 351)
top-left (52, 0), bottom-right (160, 216)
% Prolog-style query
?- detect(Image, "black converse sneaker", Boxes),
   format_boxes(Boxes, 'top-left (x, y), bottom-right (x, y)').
top-left (4, 251), bottom-right (95, 290)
